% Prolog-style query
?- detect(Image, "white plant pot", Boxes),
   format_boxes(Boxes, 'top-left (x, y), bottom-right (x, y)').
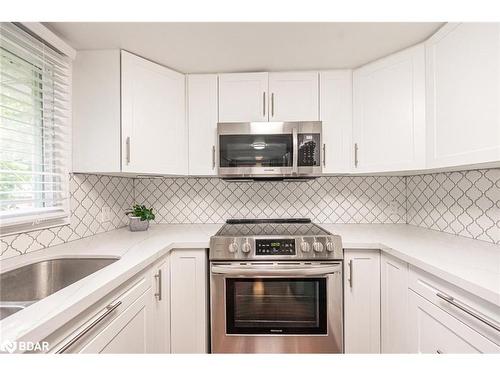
top-left (128, 216), bottom-right (150, 232)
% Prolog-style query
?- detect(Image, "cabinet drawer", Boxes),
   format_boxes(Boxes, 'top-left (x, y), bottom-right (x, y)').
top-left (49, 273), bottom-right (151, 353)
top-left (408, 290), bottom-right (499, 353)
top-left (409, 265), bottom-right (500, 345)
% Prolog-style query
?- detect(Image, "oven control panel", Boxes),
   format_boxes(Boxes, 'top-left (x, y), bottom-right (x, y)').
top-left (255, 239), bottom-right (296, 256)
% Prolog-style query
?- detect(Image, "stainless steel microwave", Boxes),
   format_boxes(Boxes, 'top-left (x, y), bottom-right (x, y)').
top-left (217, 121), bottom-right (322, 179)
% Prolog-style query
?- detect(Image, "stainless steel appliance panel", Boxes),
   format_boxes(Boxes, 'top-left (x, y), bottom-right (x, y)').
top-left (210, 262), bottom-right (343, 353)
top-left (217, 121), bottom-right (322, 178)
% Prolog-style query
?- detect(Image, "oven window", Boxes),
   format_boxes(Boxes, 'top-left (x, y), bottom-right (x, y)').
top-left (219, 134), bottom-right (293, 168)
top-left (225, 278), bottom-right (327, 335)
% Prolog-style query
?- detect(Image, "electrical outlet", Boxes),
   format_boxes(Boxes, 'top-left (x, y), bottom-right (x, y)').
top-left (100, 206), bottom-right (111, 223)
top-left (389, 200), bottom-right (399, 215)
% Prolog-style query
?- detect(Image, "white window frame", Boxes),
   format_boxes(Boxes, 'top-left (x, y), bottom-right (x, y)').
top-left (0, 22), bottom-right (75, 236)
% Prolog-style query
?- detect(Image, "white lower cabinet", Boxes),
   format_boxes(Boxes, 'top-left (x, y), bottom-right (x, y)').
top-left (380, 253), bottom-right (409, 353)
top-left (149, 258), bottom-right (171, 353)
top-left (343, 249), bottom-right (381, 353)
top-left (46, 249), bottom-right (208, 354)
top-left (169, 249), bottom-right (208, 353)
top-left (408, 290), bottom-right (499, 353)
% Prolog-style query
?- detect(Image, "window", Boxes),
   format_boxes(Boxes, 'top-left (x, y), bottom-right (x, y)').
top-left (0, 23), bottom-right (71, 235)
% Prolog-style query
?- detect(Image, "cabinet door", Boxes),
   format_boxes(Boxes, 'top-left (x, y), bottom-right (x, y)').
top-left (381, 253), bottom-right (409, 353)
top-left (170, 249), bottom-right (208, 353)
top-left (78, 289), bottom-right (152, 353)
top-left (408, 290), bottom-right (500, 353)
top-left (121, 50), bottom-right (187, 175)
top-left (344, 249), bottom-right (381, 353)
top-left (353, 44), bottom-right (425, 173)
top-left (268, 72), bottom-right (319, 121)
top-left (319, 71), bottom-right (352, 173)
top-left (426, 23), bottom-right (500, 169)
top-left (188, 74), bottom-right (218, 175)
top-left (149, 259), bottom-right (171, 353)
top-left (218, 72), bottom-right (268, 122)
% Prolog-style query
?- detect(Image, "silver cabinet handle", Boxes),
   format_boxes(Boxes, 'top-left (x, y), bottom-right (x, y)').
top-left (263, 92), bottom-right (266, 117)
top-left (56, 301), bottom-right (122, 353)
top-left (292, 127), bottom-right (298, 175)
top-left (271, 93), bottom-right (275, 117)
top-left (212, 145), bottom-right (216, 170)
top-left (322, 144), bottom-right (326, 167)
top-left (154, 269), bottom-right (162, 301)
top-left (125, 136), bottom-right (131, 165)
top-left (354, 142), bottom-right (359, 168)
top-left (436, 349), bottom-right (444, 354)
top-left (348, 260), bottom-right (353, 288)
top-left (436, 292), bottom-right (500, 332)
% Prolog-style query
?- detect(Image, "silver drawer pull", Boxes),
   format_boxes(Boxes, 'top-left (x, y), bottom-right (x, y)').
top-left (436, 292), bottom-right (500, 332)
top-left (154, 269), bottom-right (162, 301)
top-left (212, 145), bottom-right (216, 169)
top-left (56, 301), bottom-right (122, 353)
top-left (348, 260), bottom-right (353, 288)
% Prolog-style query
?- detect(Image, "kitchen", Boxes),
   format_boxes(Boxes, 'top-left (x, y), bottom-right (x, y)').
top-left (0, 4), bottom-right (500, 371)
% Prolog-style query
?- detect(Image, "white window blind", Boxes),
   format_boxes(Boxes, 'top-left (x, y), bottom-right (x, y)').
top-left (0, 22), bottom-right (71, 235)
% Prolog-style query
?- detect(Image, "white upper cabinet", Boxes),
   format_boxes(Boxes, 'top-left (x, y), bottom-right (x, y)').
top-left (218, 72), bottom-right (268, 122)
top-left (353, 44), bottom-right (426, 173)
top-left (426, 23), bottom-right (500, 169)
top-left (121, 51), bottom-right (186, 175)
top-left (319, 71), bottom-right (353, 173)
top-left (268, 72), bottom-right (319, 121)
top-left (72, 50), bottom-right (187, 175)
top-left (187, 74), bottom-right (218, 176)
top-left (218, 71), bottom-right (319, 122)
top-left (72, 50), bottom-right (121, 173)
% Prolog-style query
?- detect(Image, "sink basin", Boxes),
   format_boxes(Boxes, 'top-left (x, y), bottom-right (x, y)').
top-left (0, 257), bottom-right (119, 318)
top-left (0, 304), bottom-right (26, 320)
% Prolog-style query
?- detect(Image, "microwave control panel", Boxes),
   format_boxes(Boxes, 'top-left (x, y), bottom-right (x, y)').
top-left (255, 239), bottom-right (296, 256)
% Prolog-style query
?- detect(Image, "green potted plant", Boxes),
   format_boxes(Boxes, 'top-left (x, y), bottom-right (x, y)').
top-left (125, 204), bottom-right (155, 232)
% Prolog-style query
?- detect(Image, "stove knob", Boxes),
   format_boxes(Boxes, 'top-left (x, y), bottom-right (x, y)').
top-left (326, 242), bottom-right (335, 252)
top-left (228, 242), bottom-right (239, 253)
top-left (313, 241), bottom-right (324, 253)
top-left (242, 242), bottom-right (251, 253)
top-left (300, 241), bottom-right (311, 253)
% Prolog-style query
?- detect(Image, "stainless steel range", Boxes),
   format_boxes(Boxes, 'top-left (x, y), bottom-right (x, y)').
top-left (209, 218), bottom-right (343, 353)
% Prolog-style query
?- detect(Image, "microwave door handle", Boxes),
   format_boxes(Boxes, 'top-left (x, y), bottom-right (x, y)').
top-left (292, 128), bottom-right (298, 175)
top-left (211, 264), bottom-right (341, 277)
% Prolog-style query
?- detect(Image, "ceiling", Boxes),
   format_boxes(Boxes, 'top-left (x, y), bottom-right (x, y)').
top-left (45, 22), bottom-right (444, 73)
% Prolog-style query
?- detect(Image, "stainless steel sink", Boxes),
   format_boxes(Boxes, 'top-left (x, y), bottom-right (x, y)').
top-left (0, 257), bottom-right (119, 320)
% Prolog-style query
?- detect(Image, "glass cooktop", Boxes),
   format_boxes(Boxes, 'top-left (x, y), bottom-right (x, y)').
top-left (216, 218), bottom-right (331, 237)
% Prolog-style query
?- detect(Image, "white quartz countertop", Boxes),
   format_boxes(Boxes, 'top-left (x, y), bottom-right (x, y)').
top-left (1, 223), bottom-right (499, 348)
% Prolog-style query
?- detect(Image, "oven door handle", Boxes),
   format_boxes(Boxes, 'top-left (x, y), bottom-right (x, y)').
top-left (211, 264), bottom-right (341, 277)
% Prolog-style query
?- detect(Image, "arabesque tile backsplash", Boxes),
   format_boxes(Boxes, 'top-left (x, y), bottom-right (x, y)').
top-left (1, 169), bottom-right (499, 260)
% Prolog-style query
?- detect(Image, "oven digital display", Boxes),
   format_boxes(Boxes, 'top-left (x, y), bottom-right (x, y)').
top-left (256, 239), bottom-right (295, 255)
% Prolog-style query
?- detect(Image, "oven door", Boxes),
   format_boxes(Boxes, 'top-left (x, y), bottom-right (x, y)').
top-left (217, 121), bottom-right (322, 178)
top-left (210, 262), bottom-right (343, 353)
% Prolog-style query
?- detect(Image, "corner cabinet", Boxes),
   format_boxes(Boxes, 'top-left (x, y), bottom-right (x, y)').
top-left (121, 51), bottom-right (186, 175)
top-left (343, 249), bottom-right (381, 353)
top-left (352, 44), bottom-right (426, 173)
top-left (319, 70), bottom-right (353, 173)
top-left (425, 23), bottom-right (500, 169)
top-left (72, 50), bottom-right (187, 175)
